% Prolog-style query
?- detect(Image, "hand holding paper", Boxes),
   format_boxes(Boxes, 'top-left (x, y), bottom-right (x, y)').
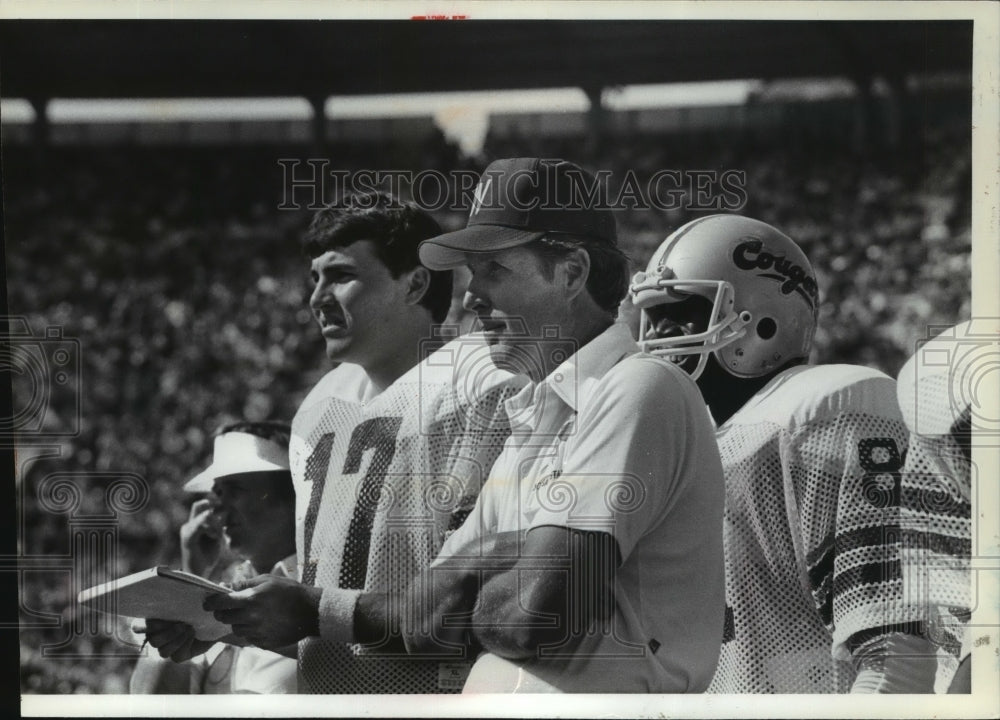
top-left (204, 574), bottom-right (322, 650)
top-left (132, 618), bottom-right (218, 663)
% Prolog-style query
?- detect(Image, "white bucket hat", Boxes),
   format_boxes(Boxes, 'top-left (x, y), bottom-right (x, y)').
top-left (183, 431), bottom-right (290, 493)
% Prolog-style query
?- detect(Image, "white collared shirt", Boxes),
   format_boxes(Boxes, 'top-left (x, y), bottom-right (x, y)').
top-left (439, 322), bottom-right (727, 693)
top-left (195, 556), bottom-right (299, 694)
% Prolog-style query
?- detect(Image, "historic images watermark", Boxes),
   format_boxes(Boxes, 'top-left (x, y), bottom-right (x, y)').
top-left (905, 319), bottom-right (999, 441)
top-left (17, 467), bottom-right (151, 659)
top-left (1, 316), bottom-right (81, 442)
top-left (277, 160), bottom-right (748, 213)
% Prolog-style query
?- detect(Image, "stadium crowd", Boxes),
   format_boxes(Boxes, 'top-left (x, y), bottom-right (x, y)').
top-left (9, 111), bottom-right (971, 692)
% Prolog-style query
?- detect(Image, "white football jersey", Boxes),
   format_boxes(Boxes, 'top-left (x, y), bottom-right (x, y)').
top-left (289, 335), bottom-right (522, 693)
top-left (895, 324), bottom-right (975, 667)
top-left (896, 432), bottom-right (970, 667)
top-left (708, 364), bottom-right (933, 693)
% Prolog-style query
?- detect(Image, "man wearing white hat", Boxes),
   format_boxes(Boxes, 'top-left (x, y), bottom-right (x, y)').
top-left (181, 422), bottom-right (297, 583)
top-left (135, 421), bottom-right (298, 694)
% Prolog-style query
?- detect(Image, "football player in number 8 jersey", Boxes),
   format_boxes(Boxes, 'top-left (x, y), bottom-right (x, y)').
top-left (630, 214), bottom-right (952, 692)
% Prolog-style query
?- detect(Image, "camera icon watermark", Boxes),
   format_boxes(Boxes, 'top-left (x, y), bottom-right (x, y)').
top-left (900, 319), bottom-right (999, 442)
top-left (1, 316), bottom-right (82, 441)
top-left (418, 322), bottom-right (578, 443)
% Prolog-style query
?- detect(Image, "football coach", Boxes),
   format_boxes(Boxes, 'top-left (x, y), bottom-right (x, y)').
top-left (409, 157), bottom-right (727, 693)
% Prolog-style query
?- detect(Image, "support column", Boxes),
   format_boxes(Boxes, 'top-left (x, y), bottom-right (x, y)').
top-left (583, 85), bottom-right (607, 159)
top-left (308, 94), bottom-right (327, 154)
top-left (28, 96), bottom-right (50, 147)
top-left (849, 73), bottom-right (876, 156)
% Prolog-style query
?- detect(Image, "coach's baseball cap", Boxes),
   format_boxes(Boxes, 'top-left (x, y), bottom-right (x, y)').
top-left (419, 157), bottom-right (618, 270)
top-left (183, 431), bottom-right (290, 493)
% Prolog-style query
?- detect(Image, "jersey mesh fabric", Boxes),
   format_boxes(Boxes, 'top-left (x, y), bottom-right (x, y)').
top-left (290, 338), bottom-right (520, 693)
top-left (898, 431), bottom-right (971, 664)
top-left (708, 365), bottom-right (938, 693)
top-left (894, 329), bottom-right (975, 682)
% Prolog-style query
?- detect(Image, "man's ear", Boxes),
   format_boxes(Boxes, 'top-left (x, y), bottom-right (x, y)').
top-left (404, 266), bottom-right (432, 307)
top-left (559, 248), bottom-right (591, 300)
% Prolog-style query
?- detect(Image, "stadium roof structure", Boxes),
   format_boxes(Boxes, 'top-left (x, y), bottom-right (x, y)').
top-left (0, 20), bottom-right (972, 101)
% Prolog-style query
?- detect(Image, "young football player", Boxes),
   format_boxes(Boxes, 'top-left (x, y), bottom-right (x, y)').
top-left (630, 214), bottom-right (950, 692)
top-left (193, 192), bottom-right (518, 693)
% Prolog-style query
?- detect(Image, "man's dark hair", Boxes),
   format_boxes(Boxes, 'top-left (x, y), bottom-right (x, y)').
top-left (525, 234), bottom-right (630, 315)
top-left (302, 191), bottom-right (453, 323)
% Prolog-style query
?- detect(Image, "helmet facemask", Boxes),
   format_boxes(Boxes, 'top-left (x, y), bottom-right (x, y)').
top-left (631, 273), bottom-right (752, 381)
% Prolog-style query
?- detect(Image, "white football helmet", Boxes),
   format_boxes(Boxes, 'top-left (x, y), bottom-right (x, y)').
top-left (630, 214), bottom-right (819, 380)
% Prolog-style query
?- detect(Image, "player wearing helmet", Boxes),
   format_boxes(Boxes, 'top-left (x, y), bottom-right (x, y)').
top-left (631, 214), bottom-right (952, 693)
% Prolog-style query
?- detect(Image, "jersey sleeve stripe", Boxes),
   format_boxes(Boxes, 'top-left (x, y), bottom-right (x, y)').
top-left (835, 525), bottom-right (903, 555)
top-left (900, 528), bottom-right (971, 557)
top-left (833, 559), bottom-right (903, 596)
top-left (845, 620), bottom-right (926, 654)
top-left (900, 487), bottom-right (971, 519)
